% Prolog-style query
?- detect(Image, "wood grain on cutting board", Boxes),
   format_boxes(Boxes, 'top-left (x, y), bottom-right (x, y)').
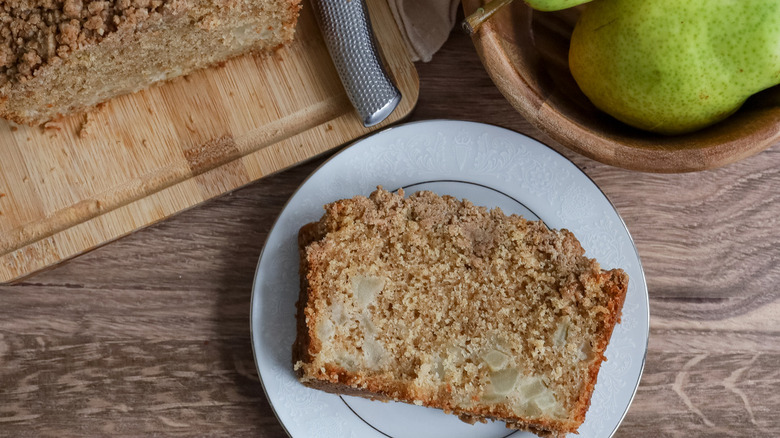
top-left (0, 0), bottom-right (419, 283)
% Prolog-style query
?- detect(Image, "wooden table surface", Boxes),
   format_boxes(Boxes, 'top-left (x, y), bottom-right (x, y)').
top-left (2, 24), bottom-right (779, 438)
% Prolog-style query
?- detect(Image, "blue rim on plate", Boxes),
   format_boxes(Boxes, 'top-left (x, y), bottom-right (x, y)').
top-left (250, 120), bottom-right (649, 438)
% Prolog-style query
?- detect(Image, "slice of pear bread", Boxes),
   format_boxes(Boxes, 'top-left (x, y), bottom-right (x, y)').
top-left (293, 187), bottom-right (628, 438)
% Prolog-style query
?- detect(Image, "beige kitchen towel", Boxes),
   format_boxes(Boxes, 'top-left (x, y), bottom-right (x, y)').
top-left (388, 0), bottom-right (461, 62)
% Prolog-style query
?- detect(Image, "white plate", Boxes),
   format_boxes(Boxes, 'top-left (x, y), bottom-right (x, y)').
top-left (250, 120), bottom-right (649, 438)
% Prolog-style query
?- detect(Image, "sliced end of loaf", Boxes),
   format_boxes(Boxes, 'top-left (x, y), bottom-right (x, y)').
top-left (0, 0), bottom-right (301, 125)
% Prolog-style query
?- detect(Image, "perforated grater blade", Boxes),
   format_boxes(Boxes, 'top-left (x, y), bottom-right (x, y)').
top-left (310, 0), bottom-right (402, 127)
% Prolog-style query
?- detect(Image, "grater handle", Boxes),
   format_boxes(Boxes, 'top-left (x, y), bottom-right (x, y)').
top-left (310, 0), bottom-right (402, 127)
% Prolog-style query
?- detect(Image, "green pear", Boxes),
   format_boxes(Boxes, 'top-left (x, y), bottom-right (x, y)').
top-left (524, 0), bottom-right (592, 12)
top-left (569, 0), bottom-right (780, 135)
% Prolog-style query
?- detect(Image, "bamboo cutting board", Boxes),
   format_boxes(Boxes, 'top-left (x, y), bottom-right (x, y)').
top-left (0, 0), bottom-right (419, 283)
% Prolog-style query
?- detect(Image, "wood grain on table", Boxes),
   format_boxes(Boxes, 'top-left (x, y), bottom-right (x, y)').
top-left (1, 23), bottom-right (779, 438)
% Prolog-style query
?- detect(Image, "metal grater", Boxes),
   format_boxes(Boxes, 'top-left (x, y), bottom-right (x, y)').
top-left (310, 0), bottom-right (402, 127)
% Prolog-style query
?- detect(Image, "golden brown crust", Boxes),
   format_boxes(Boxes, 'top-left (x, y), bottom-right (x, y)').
top-left (292, 221), bottom-right (325, 371)
top-left (293, 188), bottom-right (629, 438)
top-left (569, 269), bottom-right (629, 428)
top-left (299, 377), bottom-right (568, 438)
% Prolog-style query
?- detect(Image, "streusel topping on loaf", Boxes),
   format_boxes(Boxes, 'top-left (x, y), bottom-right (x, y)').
top-left (294, 188), bottom-right (628, 438)
top-left (1, 0), bottom-right (177, 85)
top-left (0, 0), bottom-right (300, 124)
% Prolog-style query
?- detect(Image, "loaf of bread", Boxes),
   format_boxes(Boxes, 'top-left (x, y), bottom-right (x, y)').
top-left (0, 0), bottom-right (301, 125)
top-left (293, 188), bottom-right (629, 438)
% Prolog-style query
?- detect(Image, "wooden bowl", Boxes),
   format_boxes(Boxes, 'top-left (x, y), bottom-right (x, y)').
top-left (463, 0), bottom-right (780, 172)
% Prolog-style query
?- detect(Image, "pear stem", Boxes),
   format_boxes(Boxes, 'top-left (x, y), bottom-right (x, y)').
top-left (462, 0), bottom-right (515, 35)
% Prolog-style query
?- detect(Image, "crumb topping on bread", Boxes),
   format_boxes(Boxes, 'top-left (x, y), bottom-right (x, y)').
top-left (293, 188), bottom-right (629, 437)
top-left (0, 0), bottom-right (185, 84)
top-left (0, 0), bottom-right (300, 124)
